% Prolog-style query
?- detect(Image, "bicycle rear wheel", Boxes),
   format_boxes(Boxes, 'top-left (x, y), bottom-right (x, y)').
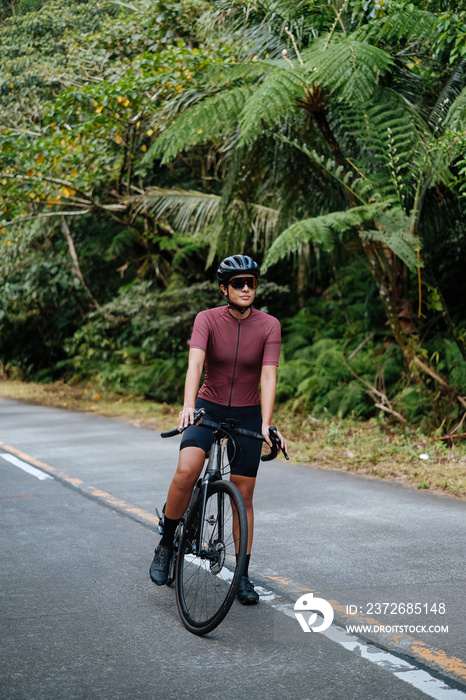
top-left (175, 480), bottom-right (247, 635)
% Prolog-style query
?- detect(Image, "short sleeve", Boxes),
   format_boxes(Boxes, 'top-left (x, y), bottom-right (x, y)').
top-left (262, 317), bottom-right (281, 366)
top-left (189, 311), bottom-right (211, 352)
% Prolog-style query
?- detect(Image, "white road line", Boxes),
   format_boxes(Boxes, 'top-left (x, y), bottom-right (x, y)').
top-left (323, 624), bottom-right (466, 700)
top-left (257, 590), bottom-right (466, 699)
top-left (1, 453), bottom-right (54, 481)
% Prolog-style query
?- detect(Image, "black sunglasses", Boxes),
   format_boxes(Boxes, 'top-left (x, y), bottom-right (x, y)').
top-left (228, 276), bottom-right (258, 290)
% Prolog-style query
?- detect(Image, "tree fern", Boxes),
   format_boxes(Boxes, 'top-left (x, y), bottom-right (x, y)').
top-left (235, 38), bottom-right (393, 146)
top-left (262, 202), bottom-right (390, 271)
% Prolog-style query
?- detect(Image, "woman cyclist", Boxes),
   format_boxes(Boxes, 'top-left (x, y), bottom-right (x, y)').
top-left (150, 254), bottom-right (287, 605)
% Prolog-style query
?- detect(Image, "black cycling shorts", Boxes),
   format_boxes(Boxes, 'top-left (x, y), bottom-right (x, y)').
top-left (180, 398), bottom-right (262, 478)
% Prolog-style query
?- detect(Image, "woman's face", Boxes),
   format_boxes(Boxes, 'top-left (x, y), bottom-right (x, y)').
top-left (221, 274), bottom-right (257, 309)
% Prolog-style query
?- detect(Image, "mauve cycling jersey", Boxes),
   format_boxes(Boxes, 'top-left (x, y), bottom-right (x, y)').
top-left (189, 305), bottom-right (281, 407)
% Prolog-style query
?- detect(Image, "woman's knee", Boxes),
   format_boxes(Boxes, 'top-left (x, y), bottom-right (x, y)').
top-left (173, 448), bottom-right (205, 489)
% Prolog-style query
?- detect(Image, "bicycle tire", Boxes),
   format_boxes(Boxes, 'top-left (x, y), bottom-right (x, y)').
top-left (175, 480), bottom-right (247, 635)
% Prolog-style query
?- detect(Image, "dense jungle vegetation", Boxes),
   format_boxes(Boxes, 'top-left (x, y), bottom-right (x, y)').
top-left (0, 0), bottom-right (465, 439)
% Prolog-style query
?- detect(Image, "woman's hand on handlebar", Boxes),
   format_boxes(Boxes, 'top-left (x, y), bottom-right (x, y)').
top-left (262, 422), bottom-right (288, 455)
top-left (178, 406), bottom-right (195, 431)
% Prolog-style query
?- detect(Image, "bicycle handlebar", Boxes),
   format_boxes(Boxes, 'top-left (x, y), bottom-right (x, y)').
top-left (161, 408), bottom-right (289, 461)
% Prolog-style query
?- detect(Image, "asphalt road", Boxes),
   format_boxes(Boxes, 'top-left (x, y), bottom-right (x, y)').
top-left (1, 397), bottom-right (466, 700)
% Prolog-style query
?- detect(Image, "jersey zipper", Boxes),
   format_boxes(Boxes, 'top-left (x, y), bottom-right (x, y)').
top-left (228, 319), bottom-right (241, 407)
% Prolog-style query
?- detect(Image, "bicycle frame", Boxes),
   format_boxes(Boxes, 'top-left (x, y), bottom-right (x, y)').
top-left (192, 431), bottom-right (224, 556)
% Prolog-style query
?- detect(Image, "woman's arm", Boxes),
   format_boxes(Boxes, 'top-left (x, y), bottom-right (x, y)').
top-left (260, 364), bottom-right (277, 432)
top-left (178, 348), bottom-right (205, 430)
top-left (260, 364), bottom-right (287, 453)
top-left (259, 314), bottom-right (287, 450)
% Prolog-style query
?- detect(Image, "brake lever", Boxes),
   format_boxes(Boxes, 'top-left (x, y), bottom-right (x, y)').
top-left (269, 426), bottom-right (289, 460)
top-left (193, 407), bottom-right (206, 424)
top-left (260, 426), bottom-right (289, 461)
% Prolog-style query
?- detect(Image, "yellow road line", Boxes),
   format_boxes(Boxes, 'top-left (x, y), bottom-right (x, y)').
top-left (0, 441), bottom-right (160, 529)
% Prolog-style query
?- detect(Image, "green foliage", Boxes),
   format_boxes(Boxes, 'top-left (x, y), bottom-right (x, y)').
top-left (355, 2), bottom-right (438, 43)
top-left (147, 84), bottom-right (256, 164)
top-left (0, 0), bottom-right (117, 125)
top-left (436, 339), bottom-right (466, 395)
top-left (0, 41), bottom-right (219, 227)
top-left (359, 209), bottom-right (420, 271)
top-left (263, 202), bottom-right (392, 271)
top-left (435, 10), bottom-right (466, 64)
top-left (274, 264), bottom-right (465, 430)
top-left (302, 37), bottom-right (394, 104)
top-left (276, 303), bottom-right (405, 420)
top-left (0, 0), bottom-right (465, 437)
top-left (61, 280), bottom-right (212, 399)
top-left (0, 220), bottom-right (86, 376)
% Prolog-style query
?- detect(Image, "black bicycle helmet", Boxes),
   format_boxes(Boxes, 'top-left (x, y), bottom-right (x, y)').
top-left (216, 254), bottom-right (260, 286)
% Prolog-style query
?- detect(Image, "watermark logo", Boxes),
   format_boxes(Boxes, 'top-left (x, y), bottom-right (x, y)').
top-left (294, 593), bottom-right (334, 633)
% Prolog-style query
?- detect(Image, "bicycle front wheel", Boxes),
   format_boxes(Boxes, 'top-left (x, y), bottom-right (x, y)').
top-left (175, 480), bottom-right (247, 635)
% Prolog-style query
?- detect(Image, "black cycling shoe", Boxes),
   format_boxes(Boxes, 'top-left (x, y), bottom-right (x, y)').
top-left (149, 544), bottom-right (172, 586)
top-left (236, 576), bottom-right (259, 605)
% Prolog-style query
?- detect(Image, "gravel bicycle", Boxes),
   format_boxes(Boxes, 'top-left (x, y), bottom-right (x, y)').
top-left (156, 407), bottom-right (288, 636)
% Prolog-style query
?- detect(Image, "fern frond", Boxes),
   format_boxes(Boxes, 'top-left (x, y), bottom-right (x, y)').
top-left (238, 67), bottom-right (307, 145)
top-left (442, 85), bottom-right (466, 132)
top-left (277, 134), bottom-right (369, 204)
top-left (302, 38), bottom-right (393, 104)
top-left (132, 188), bottom-right (220, 233)
top-left (429, 60), bottom-right (466, 134)
top-left (359, 208), bottom-right (420, 271)
top-left (331, 88), bottom-right (439, 206)
top-left (360, 7), bottom-right (438, 45)
top-left (205, 61), bottom-right (274, 87)
top-left (144, 84), bottom-right (256, 164)
top-left (262, 202), bottom-right (390, 271)
top-left (130, 187), bottom-right (280, 240)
